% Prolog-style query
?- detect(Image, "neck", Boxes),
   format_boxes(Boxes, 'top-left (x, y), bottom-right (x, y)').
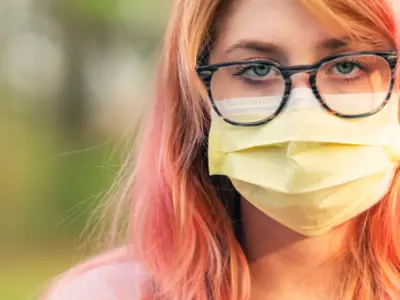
top-left (240, 199), bottom-right (348, 300)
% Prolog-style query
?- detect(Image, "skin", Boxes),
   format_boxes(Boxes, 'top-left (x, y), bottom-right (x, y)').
top-left (209, 0), bottom-right (396, 299)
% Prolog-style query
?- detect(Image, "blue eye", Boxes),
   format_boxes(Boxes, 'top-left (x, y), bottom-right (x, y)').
top-left (334, 61), bottom-right (359, 75)
top-left (246, 65), bottom-right (272, 77)
top-left (234, 64), bottom-right (276, 80)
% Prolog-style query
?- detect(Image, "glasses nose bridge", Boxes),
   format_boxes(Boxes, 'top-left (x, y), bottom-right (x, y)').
top-left (284, 66), bottom-right (318, 90)
top-left (284, 66), bottom-right (318, 80)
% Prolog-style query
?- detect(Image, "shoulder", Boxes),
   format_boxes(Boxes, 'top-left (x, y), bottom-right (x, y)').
top-left (43, 248), bottom-right (151, 300)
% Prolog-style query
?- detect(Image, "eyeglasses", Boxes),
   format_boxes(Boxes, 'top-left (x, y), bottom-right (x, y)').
top-left (196, 51), bottom-right (398, 127)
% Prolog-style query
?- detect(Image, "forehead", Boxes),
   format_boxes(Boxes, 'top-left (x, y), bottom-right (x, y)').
top-left (212, 0), bottom-right (349, 62)
top-left (219, 0), bottom-right (332, 39)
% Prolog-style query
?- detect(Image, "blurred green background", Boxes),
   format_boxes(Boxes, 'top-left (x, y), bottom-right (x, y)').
top-left (0, 0), bottom-right (170, 299)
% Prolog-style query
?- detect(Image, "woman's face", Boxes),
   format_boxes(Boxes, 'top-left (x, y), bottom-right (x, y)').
top-left (210, 0), bottom-right (392, 70)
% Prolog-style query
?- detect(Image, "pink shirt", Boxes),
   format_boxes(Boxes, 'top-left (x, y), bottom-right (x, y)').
top-left (44, 249), bottom-right (150, 300)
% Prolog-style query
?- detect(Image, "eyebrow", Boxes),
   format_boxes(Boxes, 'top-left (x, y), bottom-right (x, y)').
top-left (224, 37), bottom-right (352, 56)
top-left (318, 36), bottom-right (352, 50)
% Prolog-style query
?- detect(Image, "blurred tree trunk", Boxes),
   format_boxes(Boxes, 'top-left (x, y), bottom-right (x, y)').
top-left (59, 21), bottom-right (87, 142)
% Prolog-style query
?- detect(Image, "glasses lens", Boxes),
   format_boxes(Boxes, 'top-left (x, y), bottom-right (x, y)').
top-left (316, 55), bottom-right (392, 116)
top-left (210, 63), bottom-right (285, 123)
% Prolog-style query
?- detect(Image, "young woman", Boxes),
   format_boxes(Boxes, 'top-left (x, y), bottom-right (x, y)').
top-left (44, 0), bottom-right (400, 299)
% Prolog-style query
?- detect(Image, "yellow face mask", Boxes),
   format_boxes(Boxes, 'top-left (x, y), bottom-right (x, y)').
top-left (208, 88), bottom-right (400, 236)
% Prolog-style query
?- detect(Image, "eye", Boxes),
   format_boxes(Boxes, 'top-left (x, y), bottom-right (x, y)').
top-left (333, 61), bottom-right (360, 75)
top-left (235, 64), bottom-right (277, 79)
top-left (246, 65), bottom-right (272, 77)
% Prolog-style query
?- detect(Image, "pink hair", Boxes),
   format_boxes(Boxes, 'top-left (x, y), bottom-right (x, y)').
top-left (43, 0), bottom-right (400, 299)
